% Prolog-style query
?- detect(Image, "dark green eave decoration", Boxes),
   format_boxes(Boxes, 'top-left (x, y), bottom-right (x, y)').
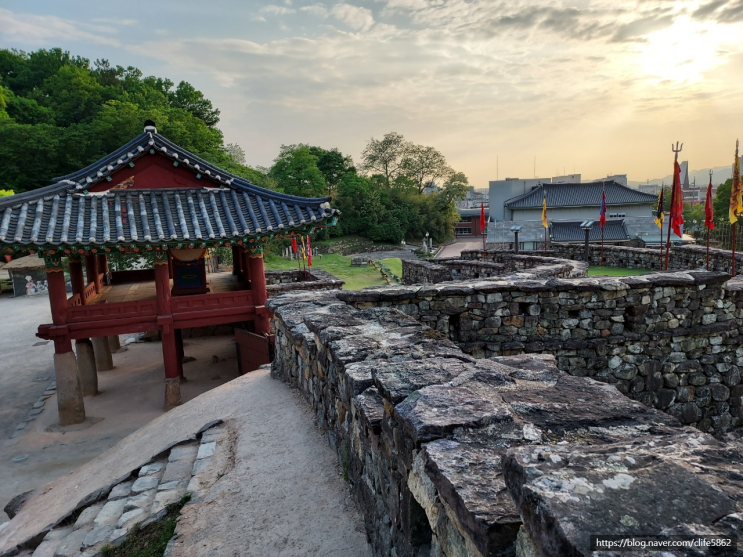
top-left (23, 224), bottom-right (329, 257)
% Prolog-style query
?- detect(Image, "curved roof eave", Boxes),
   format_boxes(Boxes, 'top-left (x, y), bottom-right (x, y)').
top-left (35, 129), bottom-right (332, 206)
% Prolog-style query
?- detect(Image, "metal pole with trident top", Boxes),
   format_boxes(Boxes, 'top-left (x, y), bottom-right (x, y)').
top-left (707, 169), bottom-right (713, 271)
top-left (665, 142), bottom-right (683, 270)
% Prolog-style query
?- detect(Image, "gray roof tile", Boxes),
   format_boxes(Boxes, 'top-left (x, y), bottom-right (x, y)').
top-left (0, 130), bottom-right (338, 248)
top-left (550, 220), bottom-right (630, 243)
top-left (504, 181), bottom-right (657, 209)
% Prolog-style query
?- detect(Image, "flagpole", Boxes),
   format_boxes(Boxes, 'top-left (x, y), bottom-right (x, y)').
top-left (665, 142), bottom-right (683, 270)
top-left (659, 204), bottom-right (664, 271)
top-left (707, 170), bottom-right (712, 271)
top-left (733, 223), bottom-right (737, 276)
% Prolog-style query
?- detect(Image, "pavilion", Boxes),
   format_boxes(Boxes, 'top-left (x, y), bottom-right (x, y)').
top-left (0, 122), bottom-right (338, 425)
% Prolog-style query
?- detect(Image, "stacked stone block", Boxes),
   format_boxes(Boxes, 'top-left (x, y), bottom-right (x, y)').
top-left (340, 272), bottom-right (743, 436)
top-left (268, 290), bottom-right (743, 557)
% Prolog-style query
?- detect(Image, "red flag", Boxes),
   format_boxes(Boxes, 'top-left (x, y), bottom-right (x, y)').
top-left (599, 190), bottom-right (607, 227)
top-left (306, 235), bottom-right (312, 266)
top-left (480, 203), bottom-right (486, 234)
top-left (671, 160), bottom-right (685, 237)
top-left (705, 178), bottom-right (715, 230)
top-left (291, 236), bottom-right (297, 253)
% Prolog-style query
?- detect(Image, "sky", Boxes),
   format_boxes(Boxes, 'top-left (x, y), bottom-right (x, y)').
top-left (1, 0), bottom-right (743, 188)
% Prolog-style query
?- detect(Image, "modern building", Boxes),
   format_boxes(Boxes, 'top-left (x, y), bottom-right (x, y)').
top-left (503, 180), bottom-right (657, 222)
top-left (487, 180), bottom-right (659, 250)
top-left (454, 207), bottom-right (489, 237)
top-left (488, 178), bottom-right (545, 222)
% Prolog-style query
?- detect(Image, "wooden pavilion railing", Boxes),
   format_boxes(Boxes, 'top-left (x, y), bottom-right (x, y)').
top-left (50, 290), bottom-right (257, 339)
top-left (83, 282), bottom-right (97, 303)
top-left (67, 294), bottom-right (82, 307)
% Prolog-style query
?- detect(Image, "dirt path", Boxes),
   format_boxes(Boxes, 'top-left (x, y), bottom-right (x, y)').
top-left (170, 368), bottom-right (371, 557)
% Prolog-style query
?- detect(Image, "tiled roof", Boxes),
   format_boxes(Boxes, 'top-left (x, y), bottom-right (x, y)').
top-left (550, 220), bottom-right (630, 243)
top-left (0, 127), bottom-right (338, 248)
top-left (504, 181), bottom-right (657, 209)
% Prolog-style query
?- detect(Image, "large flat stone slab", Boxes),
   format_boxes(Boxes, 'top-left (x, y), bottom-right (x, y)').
top-left (504, 434), bottom-right (743, 556)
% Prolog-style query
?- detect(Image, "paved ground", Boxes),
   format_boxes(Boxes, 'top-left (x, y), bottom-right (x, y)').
top-left (1, 369), bottom-right (371, 557)
top-left (0, 293), bottom-right (56, 445)
top-left (0, 291), bottom-right (240, 522)
top-left (436, 238), bottom-right (486, 259)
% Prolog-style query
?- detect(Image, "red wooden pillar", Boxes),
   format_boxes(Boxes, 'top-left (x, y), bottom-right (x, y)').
top-left (85, 253), bottom-right (101, 294)
top-left (232, 246), bottom-right (242, 277)
top-left (46, 254), bottom-right (85, 425)
top-left (96, 253), bottom-right (109, 285)
top-left (155, 250), bottom-right (181, 410)
top-left (167, 252), bottom-right (173, 279)
top-left (68, 255), bottom-right (86, 305)
top-left (241, 248), bottom-right (251, 287)
top-left (248, 246), bottom-right (270, 335)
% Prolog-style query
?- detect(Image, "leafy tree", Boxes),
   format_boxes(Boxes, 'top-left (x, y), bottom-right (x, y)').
top-left (308, 146), bottom-right (355, 196)
top-left (0, 189), bottom-right (13, 197)
top-left (168, 81), bottom-right (220, 126)
top-left (225, 143), bottom-right (246, 165)
top-left (269, 145), bottom-right (327, 197)
top-left (360, 132), bottom-right (410, 188)
top-left (401, 144), bottom-right (451, 194)
top-left (714, 179), bottom-right (732, 223)
top-left (0, 47), bottom-right (264, 194)
top-left (440, 171), bottom-right (469, 205)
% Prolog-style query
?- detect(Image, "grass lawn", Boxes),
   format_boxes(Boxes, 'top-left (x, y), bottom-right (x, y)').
top-left (588, 266), bottom-right (653, 276)
top-left (381, 257), bottom-right (403, 277)
top-left (264, 253), bottom-right (404, 290)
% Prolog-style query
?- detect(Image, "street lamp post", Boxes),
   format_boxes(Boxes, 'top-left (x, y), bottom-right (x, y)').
top-left (510, 225), bottom-right (522, 254)
top-left (580, 221), bottom-right (594, 263)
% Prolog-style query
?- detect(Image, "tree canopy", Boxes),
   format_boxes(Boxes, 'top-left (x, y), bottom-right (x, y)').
top-left (0, 48), bottom-right (466, 243)
top-left (0, 48), bottom-right (270, 192)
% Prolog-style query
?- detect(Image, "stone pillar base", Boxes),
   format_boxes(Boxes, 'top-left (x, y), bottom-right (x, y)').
top-left (164, 378), bottom-right (182, 411)
top-left (108, 335), bottom-right (121, 351)
top-left (91, 337), bottom-right (114, 371)
top-left (75, 339), bottom-right (98, 396)
top-left (54, 352), bottom-right (86, 426)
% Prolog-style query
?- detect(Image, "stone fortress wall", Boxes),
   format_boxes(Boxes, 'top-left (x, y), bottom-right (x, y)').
top-left (267, 244), bottom-right (743, 556)
top-left (402, 253), bottom-right (586, 285)
top-left (268, 289), bottom-right (743, 557)
top-left (392, 246), bottom-right (743, 437)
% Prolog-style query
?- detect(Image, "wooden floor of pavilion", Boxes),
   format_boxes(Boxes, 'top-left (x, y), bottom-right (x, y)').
top-left (92, 272), bottom-right (243, 304)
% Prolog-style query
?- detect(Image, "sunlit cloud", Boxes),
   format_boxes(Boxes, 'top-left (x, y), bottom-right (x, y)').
top-left (1, 0), bottom-right (743, 184)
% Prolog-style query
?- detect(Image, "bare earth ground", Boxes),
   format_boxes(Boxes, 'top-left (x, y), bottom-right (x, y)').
top-left (170, 370), bottom-right (372, 557)
top-left (0, 291), bottom-right (240, 522)
top-left (436, 238), bottom-right (485, 259)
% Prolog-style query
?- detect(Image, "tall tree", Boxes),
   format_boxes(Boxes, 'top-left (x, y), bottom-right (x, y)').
top-left (401, 144), bottom-right (451, 194)
top-left (308, 146), bottom-right (355, 196)
top-left (440, 172), bottom-right (470, 204)
top-left (168, 81), bottom-right (220, 126)
top-left (225, 143), bottom-right (246, 165)
top-left (269, 145), bottom-right (327, 197)
top-left (360, 132), bottom-right (410, 188)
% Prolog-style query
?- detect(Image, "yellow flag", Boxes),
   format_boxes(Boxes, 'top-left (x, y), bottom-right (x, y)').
top-left (541, 196), bottom-right (548, 229)
top-left (731, 140), bottom-right (743, 224)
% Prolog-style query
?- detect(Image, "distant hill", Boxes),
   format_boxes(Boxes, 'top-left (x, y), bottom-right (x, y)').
top-left (629, 158), bottom-right (742, 188)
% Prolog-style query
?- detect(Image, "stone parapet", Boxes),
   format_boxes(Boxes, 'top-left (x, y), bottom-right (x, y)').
top-left (338, 269), bottom-right (743, 436)
top-left (402, 254), bottom-right (586, 285)
top-left (268, 290), bottom-right (743, 557)
top-left (265, 269), bottom-right (344, 296)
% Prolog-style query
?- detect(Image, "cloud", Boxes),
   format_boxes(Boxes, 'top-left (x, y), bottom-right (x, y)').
top-left (301, 4), bottom-right (329, 17)
top-left (0, 8), bottom-right (120, 46)
top-left (261, 5), bottom-right (296, 15)
top-left (330, 4), bottom-right (375, 31)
